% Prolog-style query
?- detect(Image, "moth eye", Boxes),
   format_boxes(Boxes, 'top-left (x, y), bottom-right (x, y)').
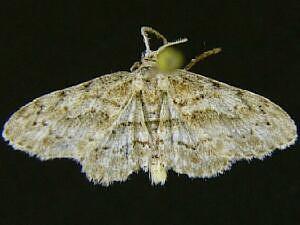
top-left (157, 47), bottom-right (184, 72)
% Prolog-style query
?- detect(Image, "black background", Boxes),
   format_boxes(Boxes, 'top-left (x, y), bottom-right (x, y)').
top-left (0, 1), bottom-right (299, 225)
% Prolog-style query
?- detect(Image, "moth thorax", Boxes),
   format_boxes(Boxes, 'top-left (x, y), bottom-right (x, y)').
top-left (157, 74), bottom-right (170, 91)
top-left (132, 79), bottom-right (144, 91)
top-left (149, 160), bottom-right (167, 185)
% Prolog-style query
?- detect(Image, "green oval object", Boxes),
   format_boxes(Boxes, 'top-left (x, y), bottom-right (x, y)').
top-left (157, 47), bottom-right (184, 72)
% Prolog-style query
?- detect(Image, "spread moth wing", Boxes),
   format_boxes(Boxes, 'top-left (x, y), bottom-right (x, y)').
top-left (2, 71), bottom-right (150, 185)
top-left (165, 69), bottom-right (297, 178)
top-left (82, 91), bottom-right (152, 185)
top-left (157, 91), bottom-right (197, 165)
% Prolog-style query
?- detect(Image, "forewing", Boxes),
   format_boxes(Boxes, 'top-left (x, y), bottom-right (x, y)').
top-left (81, 91), bottom-right (152, 185)
top-left (166, 69), bottom-right (297, 177)
top-left (2, 71), bottom-right (134, 160)
top-left (157, 92), bottom-right (197, 166)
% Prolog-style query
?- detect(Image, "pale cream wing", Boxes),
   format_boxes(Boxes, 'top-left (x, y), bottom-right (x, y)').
top-left (166, 69), bottom-right (297, 178)
top-left (2, 71), bottom-right (135, 161)
top-left (157, 91), bottom-right (197, 166)
top-left (81, 91), bottom-right (152, 185)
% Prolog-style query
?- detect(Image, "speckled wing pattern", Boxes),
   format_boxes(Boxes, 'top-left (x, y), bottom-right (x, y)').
top-left (164, 70), bottom-right (297, 178)
top-left (2, 69), bottom-right (297, 185)
top-left (2, 71), bottom-right (147, 185)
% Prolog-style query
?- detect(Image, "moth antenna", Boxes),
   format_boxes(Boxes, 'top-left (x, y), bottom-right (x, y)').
top-left (157, 38), bottom-right (188, 54)
top-left (141, 26), bottom-right (168, 55)
top-left (185, 48), bottom-right (222, 70)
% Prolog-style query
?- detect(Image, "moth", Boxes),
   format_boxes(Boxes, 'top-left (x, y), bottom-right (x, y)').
top-left (2, 27), bottom-right (297, 186)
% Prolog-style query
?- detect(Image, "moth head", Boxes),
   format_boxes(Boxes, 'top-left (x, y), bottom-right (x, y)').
top-left (130, 27), bottom-right (222, 72)
top-left (135, 27), bottom-right (188, 72)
